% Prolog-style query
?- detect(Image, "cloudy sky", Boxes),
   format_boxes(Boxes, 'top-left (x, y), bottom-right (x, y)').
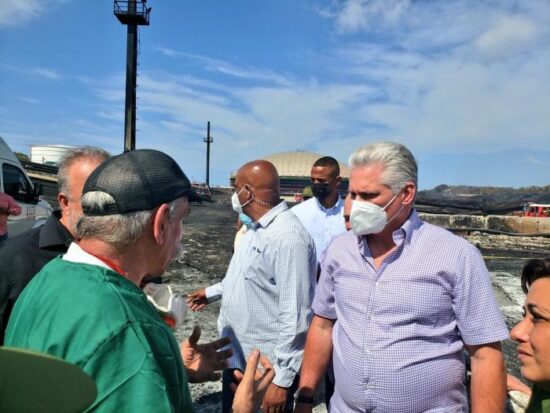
top-left (1, 0), bottom-right (549, 188)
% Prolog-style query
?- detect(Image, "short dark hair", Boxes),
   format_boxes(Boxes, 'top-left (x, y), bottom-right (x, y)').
top-left (313, 156), bottom-right (340, 176)
top-left (521, 258), bottom-right (550, 293)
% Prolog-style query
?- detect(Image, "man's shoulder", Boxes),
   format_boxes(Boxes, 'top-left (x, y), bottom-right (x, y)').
top-left (267, 209), bottom-right (315, 246)
top-left (324, 230), bottom-right (356, 255)
top-left (7, 261), bottom-right (173, 383)
top-left (0, 225), bottom-right (42, 254)
top-left (14, 259), bottom-right (161, 333)
top-left (291, 198), bottom-right (317, 215)
top-left (274, 208), bottom-right (311, 231)
top-left (0, 225), bottom-right (44, 281)
top-left (414, 220), bottom-right (478, 253)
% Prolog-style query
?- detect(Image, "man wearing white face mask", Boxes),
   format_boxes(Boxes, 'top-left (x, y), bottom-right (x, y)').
top-left (219, 160), bottom-right (316, 413)
top-left (296, 141), bottom-right (509, 413)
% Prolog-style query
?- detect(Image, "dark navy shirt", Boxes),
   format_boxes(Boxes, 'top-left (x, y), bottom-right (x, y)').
top-left (0, 211), bottom-right (72, 344)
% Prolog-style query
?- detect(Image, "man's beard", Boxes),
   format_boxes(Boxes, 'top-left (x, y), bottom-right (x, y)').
top-left (171, 241), bottom-right (185, 263)
top-left (66, 210), bottom-right (81, 236)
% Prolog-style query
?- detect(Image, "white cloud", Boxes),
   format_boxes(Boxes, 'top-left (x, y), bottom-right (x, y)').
top-left (0, 0), bottom-right (67, 27)
top-left (17, 96), bottom-right (39, 104)
top-left (318, 0), bottom-right (411, 34)
top-left (474, 16), bottom-right (537, 62)
top-left (32, 68), bottom-right (62, 80)
top-left (156, 46), bottom-right (293, 86)
top-left (322, 0), bottom-right (550, 155)
top-left (526, 156), bottom-right (543, 166)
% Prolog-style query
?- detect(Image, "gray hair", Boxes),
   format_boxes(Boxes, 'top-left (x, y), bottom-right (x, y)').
top-left (349, 141), bottom-right (418, 193)
top-left (57, 147), bottom-right (111, 194)
top-left (76, 196), bottom-right (186, 250)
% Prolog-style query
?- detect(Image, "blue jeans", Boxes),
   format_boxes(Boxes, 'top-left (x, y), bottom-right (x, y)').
top-left (222, 368), bottom-right (299, 413)
top-left (0, 233), bottom-right (7, 244)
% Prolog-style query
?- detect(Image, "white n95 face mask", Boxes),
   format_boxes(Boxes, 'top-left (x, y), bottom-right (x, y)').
top-left (231, 186), bottom-right (253, 214)
top-left (143, 283), bottom-right (187, 330)
top-left (350, 191), bottom-right (401, 236)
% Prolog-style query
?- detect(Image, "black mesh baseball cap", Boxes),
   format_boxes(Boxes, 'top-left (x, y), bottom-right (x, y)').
top-left (82, 149), bottom-right (200, 216)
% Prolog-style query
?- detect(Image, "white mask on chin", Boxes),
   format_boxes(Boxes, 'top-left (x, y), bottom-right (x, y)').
top-left (350, 191), bottom-right (403, 236)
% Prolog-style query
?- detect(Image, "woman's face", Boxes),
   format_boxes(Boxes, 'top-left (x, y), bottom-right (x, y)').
top-left (511, 277), bottom-right (550, 389)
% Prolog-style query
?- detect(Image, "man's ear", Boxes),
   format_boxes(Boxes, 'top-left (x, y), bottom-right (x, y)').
top-left (335, 176), bottom-right (342, 188)
top-left (402, 182), bottom-right (416, 206)
top-left (152, 204), bottom-right (170, 245)
top-left (58, 193), bottom-right (69, 212)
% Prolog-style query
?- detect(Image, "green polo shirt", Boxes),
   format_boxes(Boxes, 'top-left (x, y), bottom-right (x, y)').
top-left (5, 257), bottom-right (193, 413)
top-left (527, 385), bottom-right (550, 413)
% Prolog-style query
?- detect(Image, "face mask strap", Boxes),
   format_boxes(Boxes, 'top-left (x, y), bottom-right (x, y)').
top-left (235, 185), bottom-right (254, 209)
top-left (384, 189), bottom-right (406, 227)
top-left (382, 190), bottom-right (401, 211)
top-left (241, 194), bottom-right (254, 208)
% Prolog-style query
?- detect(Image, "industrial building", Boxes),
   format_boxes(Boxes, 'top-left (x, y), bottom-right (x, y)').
top-left (31, 145), bottom-right (75, 166)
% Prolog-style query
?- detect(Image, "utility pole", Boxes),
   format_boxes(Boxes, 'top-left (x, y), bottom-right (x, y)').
top-left (114, 0), bottom-right (151, 152)
top-left (204, 121), bottom-right (213, 186)
top-left (123, 3), bottom-right (137, 153)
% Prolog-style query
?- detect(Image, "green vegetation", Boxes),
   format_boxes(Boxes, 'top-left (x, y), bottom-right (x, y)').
top-left (15, 152), bottom-right (30, 162)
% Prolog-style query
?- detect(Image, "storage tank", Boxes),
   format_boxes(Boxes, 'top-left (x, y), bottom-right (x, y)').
top-left (31, 145), bottom-right (75, 166)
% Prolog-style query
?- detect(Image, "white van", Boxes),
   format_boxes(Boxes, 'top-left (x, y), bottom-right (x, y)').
top-left (0, 137), bottom-right (53, 238)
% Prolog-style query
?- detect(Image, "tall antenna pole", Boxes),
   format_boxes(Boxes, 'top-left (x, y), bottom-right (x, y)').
top-left (204, 121), bottom-right (213, 186)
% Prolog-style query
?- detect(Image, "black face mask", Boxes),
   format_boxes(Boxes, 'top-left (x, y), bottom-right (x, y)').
top-left (311, 182), bottom-right (331, 200)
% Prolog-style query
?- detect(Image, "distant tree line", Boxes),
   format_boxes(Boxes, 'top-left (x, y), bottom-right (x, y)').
top-left (15, 152), bottom-right (30, 162)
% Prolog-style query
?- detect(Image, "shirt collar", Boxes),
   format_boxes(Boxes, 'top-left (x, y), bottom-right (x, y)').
top-left (315, 196), bottom-right (343, 213)
top-left (62, 242), bottom-right (112, 271)
top-left (399, 209), bottom-right (422, 242)
top-left (38, 211), bottom-right (74, 249)
top-left (256, 200), bottom-right (288, 229)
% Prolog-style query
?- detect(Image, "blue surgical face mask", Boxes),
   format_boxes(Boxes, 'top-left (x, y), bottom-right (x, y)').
top-left (239, 213), bottom-right (254, 229)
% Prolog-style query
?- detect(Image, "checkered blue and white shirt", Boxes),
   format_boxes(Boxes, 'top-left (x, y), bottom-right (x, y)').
top-left (218, 201), bottom-right (317, 387)
top-left (313, 210), bottom-right (509, 412)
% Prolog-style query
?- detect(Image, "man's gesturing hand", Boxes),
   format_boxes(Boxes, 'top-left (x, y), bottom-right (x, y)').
top-left (186, 288), bottom-right (208, 312)
top-left (231, 350), bottom-right (275, 413)
top-left (180, 325), bottom-right (232, 383)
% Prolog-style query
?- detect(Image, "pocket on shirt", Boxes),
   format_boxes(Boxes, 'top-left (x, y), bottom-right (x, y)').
top-left (241, 247), bottom-right (271, 282)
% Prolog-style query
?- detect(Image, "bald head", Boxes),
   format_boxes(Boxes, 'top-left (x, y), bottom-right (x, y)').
top-left (234, 160), bottom-right (281, 220)
top-left (237, 160), bottom-right (279, 193)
